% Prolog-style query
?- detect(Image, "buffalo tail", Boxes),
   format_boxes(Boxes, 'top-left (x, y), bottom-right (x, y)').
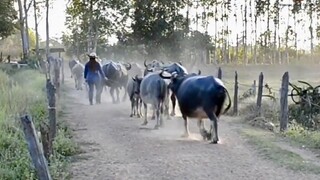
top-left (222, 88), bottom-right (232, 114)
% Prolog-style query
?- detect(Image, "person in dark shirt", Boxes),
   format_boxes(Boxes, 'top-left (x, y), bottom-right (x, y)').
top-left (84, 52), bottom-right (106, 105)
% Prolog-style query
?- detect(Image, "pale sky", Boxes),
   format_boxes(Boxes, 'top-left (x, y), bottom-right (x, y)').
top-left (26, 0), bottom-right (317, 51)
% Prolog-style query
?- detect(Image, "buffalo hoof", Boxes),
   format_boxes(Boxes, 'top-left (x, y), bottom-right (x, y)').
top-left (170, 112), bottom-right (176, 116)
top-left (151, 116), bottom-right (155, 120)
top-left (154, 125), bottom-right (160, 129)
top-left (130, 114), bottom-right (133, 117)
top-left (210, 140), bottom-right (218, 144)
top-left (137, 114), bottom-right (141, 118)
top-left (141, 121), bottom-right (148, 126)
top-left (180, 133), bottom-right (189, 138)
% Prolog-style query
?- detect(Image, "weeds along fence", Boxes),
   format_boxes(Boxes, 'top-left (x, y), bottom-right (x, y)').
top-left (20, 57), bottom-right (62, 180)
top-left (216, 67), bottom-right (292, 132)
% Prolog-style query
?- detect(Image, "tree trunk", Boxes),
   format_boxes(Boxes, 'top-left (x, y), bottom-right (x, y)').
top-left (46, 0), bottom-right (50, 60)
top-left (214, 3), bottom-right (218, 64)
top-left (309, 2), bottom-right (314, 62)
top-left (243, 0), bottom-right (248, 64)
top-left (24, 0), bottom-right (31, 54)
top-left (34, 0), bottom-right (40, 60)
top-left (266, 1), bottom-right (271, 64)
top-left (87, 0), bottom-right (94, 52)
top-left (17, 0), bottom-right (28, 61)
top-left (234, 3), bottom-right (239, 64)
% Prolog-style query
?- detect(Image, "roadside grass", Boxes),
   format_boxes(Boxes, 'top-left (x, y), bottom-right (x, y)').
top-left (0, 69), bottom-right (78, 180)
top-left (241, 128), bottom-right (320, 174)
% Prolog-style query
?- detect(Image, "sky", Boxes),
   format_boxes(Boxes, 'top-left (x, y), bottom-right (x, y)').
top-left (26, 0), bottom-right (317, 51)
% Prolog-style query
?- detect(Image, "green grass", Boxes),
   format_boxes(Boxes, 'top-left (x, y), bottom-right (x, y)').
top-left (0, 69), bottom-right (78, 180)
top-left (284, 122), bottom-right (320, 149)
top-left (242, 128), bottom-right (320, 174)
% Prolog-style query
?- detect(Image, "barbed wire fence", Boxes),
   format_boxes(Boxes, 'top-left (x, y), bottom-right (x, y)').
top-left (216, 67), bottom-right (291, 131)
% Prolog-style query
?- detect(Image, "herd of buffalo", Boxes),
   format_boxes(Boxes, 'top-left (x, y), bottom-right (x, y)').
top-left (67, 57), bottom-right (231, 144)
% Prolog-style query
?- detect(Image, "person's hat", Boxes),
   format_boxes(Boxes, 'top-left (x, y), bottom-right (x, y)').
top-left (88, 52), bottom-right (97, 58)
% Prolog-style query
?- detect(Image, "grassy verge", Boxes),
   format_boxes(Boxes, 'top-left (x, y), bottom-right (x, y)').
top-left (237, 98), bottom-right (320, 151)
top-left (284, 123), bottom-right (320, 149)
top-left (241, 128), bottom-right (320, 174)
top-left (0, 69), bottom-right (78, 180)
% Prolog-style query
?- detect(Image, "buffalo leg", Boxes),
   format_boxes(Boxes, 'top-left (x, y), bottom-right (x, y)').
top-left (160, 102), bottom-right (164, 127)
top-left (138, 98), bottom-right (143, 117)
top-left (110, 88), bottom-right (116, 103)
top-left (135, 98), bottom-right (141, 118)
top-left (206, 112), bottom-right (219, 144)
top-left (142, 103), bottom-right (148, 126)
top-left (170, 93), bottom-right (176, 116)
top-left (197, 119), bottom-right (210, 141)
top-left (151, 107), bottom-right (155, 120)
top-left (154, 104), bottom-right (161, 129)
top-left (116, 88), bottom-right (120, 103)
top-left (130, 96), bottom-right (135, 117)
top-left (181, 114), bottom-right (190, 138)
top-left (122, 85), bottom-right (127, 102)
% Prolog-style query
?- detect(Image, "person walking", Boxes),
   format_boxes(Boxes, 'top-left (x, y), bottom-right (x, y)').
top-left (84, 52), bottom-right (106, 105)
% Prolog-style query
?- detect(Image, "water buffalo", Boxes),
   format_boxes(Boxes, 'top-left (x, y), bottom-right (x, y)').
top-left (162, 62), bottom-right (188, 116)
top-left (128, 62), bottom-right (144, 78)
top-left (143, 59), bottom-right (164, 76)
top-left (47, 55), bottom-right (62, 83)
top-left (71, 63), bottom-right (85, 90)
top-left (68, 59), bottom-right (79, 78)
top-left (102, 61), bottom-right (132, 103)
top-left (159, 70), bottom-right (231, 144)
top-left (140, 71), bottom-right (169, 129)
top-left (127, 75), bottom-right (143, 118)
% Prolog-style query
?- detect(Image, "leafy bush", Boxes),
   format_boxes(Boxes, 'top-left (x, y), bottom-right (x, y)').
top-left (0, 70), bottom-right (77, 180)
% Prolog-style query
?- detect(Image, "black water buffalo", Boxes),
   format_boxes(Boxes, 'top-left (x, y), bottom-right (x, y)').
top-left (160, 70), bottom-right (231, 144)
top-left (140, 71), bottom-right (169, 129)
top-left (102, 61), bottom-right (132, 103)
top-left (162, 62), bottom-right (188, 116)
top-left (127, 75), bottom-right (143, 118)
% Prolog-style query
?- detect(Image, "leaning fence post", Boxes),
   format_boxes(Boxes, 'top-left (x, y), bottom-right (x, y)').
top-left (46, 79), bottom-right (56, 152)
top-left (280, 72), bottom-right (289, 132)
top-left (233, 71), bottom-right (238, 115)
top-left (256, 72), bottom-right (264, 116)
top-left (217, 67), bottom-right (222, 79)
top-left (20, 115), bottom-right (52, 180)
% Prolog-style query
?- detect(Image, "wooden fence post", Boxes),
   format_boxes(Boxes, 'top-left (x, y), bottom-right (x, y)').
top-left (61, 57), bottom-right (64, 84)
top-left (280, 72), bottom-right (289, 132)
top-left (46, 80), bottom-right (56, 150)
top-left (53, 62), bottom-right (61, 98)
top-left (20, 115), bottom-right (52, 180)
top-left (252, 80), bottom-right (257, 97)
top-left (256, 72), bottom-right (264, 116)
top-left (233, 71), bottom-right (238, 115)
top-left (217, 67), bottom-right (222, 79)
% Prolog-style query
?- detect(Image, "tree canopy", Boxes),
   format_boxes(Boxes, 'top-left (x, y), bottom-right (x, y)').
top-left (0, 0), bottom-right (18, 39)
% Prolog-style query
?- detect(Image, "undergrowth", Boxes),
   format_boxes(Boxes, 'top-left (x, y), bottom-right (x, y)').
top-left (238, 97), bottom-right (320, 151)
top-left (0, 69), bottom-right (78, 180)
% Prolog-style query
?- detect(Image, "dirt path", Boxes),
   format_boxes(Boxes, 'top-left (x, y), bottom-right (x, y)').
top-left (64, 78), bottom-right (318, 180)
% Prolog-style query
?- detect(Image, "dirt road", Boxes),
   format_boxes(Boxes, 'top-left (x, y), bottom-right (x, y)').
top-left (65, 78), bottom-right (318, 180)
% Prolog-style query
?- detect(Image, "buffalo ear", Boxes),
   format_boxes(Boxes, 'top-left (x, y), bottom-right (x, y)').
top-left (198, 70), bottom-right (201, 75)
top-left (132, 77), bottom-right (136, 81)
